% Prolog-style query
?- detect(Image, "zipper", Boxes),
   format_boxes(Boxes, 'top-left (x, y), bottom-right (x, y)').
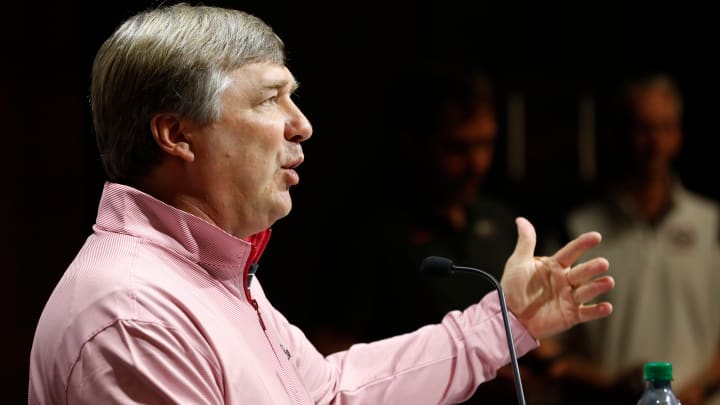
top-left (242, 231), bottom-right (270, 331)
top-left (250, 295), bottom-right (267, 331)
top-left (242, 231), bottom-right (304, 404)
top-left (245, 262), bottom-right (266, 330)
top-left (245, 264), bottom-right (303, 404)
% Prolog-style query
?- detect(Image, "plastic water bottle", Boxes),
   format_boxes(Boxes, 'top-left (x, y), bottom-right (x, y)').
top-left (637, 362), bottom-right (682, 404)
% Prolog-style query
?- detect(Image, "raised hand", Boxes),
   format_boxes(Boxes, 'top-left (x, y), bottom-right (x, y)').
top-left (500, 217), bottom-right (614, 339)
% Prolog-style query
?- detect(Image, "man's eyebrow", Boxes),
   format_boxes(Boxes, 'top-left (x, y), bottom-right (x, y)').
top-left (262, 80), bottom-right (300, 93)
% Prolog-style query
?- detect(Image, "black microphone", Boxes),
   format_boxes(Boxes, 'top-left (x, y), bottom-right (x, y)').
top-left (420, 256), bottom-right (527, 405)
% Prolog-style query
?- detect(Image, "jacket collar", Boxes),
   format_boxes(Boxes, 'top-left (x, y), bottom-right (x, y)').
top-left (94, 182), bottom-right (272, 281)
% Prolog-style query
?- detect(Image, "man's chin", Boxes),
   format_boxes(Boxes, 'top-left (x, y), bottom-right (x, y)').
top-left (271, 197), bottom-right (293, 221)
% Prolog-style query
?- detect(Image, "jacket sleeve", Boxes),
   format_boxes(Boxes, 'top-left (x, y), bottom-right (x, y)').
top-left (255, 283), bottom-right (538, 405)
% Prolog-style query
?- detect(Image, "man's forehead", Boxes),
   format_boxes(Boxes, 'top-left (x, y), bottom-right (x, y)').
top-left (232, 62), bottom-right (297, 89)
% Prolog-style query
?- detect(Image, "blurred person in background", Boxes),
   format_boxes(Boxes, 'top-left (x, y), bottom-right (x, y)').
top-left (545, 73), bottom-right (720, 405)
top-left (358, 63), bottom-right (550, 404)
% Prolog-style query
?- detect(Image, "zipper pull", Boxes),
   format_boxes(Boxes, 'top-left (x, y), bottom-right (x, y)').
top-left (250, 298), bottom-right (267, 331)
top-left (247, 263), bottom-right (259, 287)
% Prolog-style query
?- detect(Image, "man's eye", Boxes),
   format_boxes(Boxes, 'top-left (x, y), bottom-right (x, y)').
top-left (261, 96), bottom-right (278, 105)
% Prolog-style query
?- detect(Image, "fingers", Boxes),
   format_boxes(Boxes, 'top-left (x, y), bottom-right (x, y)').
top-left (573, 275), bottom-right (615, 303)
top-left (574, 273), bottom-right (614, 324)
top-left (566, 257), bottom-right (609, 287)
top-left (577, 301), bottom-right (613, 322)
top-left (510, 217), bottom-right (536, 259)
top-left (553, 231), bottom-right (602, 268)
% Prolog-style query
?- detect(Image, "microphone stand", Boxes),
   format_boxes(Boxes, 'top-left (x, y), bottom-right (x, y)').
top-left (421, 256), bottom-right (527, 405)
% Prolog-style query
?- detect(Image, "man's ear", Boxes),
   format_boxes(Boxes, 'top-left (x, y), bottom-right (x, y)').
top-left (149, 113), bottom-right (195, 162)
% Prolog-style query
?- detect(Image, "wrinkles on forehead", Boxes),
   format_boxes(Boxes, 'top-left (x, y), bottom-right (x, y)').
top-left (223, 63), bottom-right (299, 99)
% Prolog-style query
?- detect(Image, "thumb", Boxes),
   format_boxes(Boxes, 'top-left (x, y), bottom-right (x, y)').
top-left (511, 217), bottom-right (536, 260)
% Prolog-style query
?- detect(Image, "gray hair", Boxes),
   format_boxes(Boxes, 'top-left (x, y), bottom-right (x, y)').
top-left (617, 73), bottom-right (683, 127)
top-left (91, 3), bottom-right (285, 183)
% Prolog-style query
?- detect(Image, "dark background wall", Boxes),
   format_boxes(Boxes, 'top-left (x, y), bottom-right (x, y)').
top-left (3, 0), bottom-right (717, 402)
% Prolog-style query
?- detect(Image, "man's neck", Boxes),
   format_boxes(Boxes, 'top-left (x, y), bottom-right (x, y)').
top-left (624, 173), bottom-right (673, 223)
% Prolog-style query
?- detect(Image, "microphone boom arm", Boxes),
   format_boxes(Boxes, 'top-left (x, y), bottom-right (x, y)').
top-left (452, 265), bottom-right (526, 405)
top-left (420, 256), bottom-right (526, 405)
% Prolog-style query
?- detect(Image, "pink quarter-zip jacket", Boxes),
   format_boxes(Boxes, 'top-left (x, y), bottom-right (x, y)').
top-left (29, 182), bottom-right (538, 404)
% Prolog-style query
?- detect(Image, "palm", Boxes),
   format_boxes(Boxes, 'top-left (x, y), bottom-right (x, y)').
top-left (500, 217), bottom-right (614, 339)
